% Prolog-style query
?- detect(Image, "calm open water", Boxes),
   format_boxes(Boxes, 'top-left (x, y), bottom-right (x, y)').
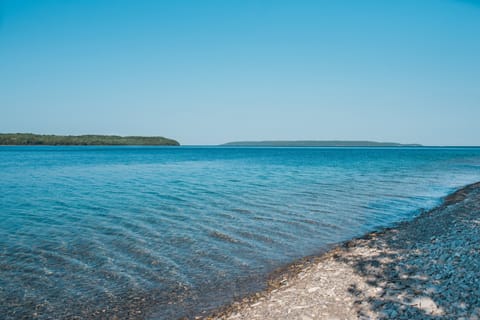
top-left (1, 146), bottom-right (480, 319)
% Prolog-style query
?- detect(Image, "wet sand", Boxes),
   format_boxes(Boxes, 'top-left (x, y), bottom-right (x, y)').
top-left (202, 182), bottom-right (480, 319)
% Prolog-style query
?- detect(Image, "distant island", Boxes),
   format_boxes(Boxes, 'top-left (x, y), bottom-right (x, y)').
top-left (222, 140), bottom-right (422, 147)
top-left (0, 133), bottom-right (180, 146)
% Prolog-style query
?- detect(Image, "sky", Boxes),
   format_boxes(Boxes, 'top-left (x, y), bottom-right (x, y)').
top-left (0, 0), bottom-right (479, 145)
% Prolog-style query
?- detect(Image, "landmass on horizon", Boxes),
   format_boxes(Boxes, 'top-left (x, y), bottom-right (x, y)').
top-left (0, 134), bottom-right (424, 147)
top-left (222, 140), bottom-right (422, 147)
top-left (0, 133), bottom-right (180, 146)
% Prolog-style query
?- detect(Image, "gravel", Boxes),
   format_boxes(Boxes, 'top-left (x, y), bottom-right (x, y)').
top-left (206, 182), bottom-right (480, 319)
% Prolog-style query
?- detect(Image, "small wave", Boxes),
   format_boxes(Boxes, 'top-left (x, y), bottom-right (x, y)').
top-left (209, 230), bottom-right (241, 244)
top-left (231, 208), bottom-right (252, 214)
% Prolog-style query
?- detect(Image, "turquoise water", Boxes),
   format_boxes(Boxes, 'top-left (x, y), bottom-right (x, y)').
top-left (1, 146), bottom-right (480, 319)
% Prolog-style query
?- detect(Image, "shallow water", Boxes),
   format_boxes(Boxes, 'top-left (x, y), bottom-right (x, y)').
top-left (1, 146), bottom-right (479, 319)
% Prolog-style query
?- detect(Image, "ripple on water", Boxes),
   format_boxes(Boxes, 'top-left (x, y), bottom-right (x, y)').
top-left (1, 146), bottom-right (480, 319)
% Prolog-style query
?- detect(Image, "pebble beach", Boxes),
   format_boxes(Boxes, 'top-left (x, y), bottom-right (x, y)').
top-left (207, 182), bottom-right (480, 319)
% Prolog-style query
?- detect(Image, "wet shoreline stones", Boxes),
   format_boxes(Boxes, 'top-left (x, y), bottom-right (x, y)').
top-left (206, 182), bottom-right (480, 319)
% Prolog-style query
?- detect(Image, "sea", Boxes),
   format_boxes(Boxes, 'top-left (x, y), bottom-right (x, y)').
top-left (1, 146), bottom-right (479, 319)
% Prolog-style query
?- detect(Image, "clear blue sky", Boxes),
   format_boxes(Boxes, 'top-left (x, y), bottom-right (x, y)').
top-left (1, 0), bottom-right (479, 145)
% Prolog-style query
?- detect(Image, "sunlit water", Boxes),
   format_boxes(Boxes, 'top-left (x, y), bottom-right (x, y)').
top-left (1, 146), bottom-right (480, 319)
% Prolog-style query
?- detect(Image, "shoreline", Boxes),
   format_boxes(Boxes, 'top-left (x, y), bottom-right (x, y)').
top-left (200, 181), bottom-right (480, 319)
